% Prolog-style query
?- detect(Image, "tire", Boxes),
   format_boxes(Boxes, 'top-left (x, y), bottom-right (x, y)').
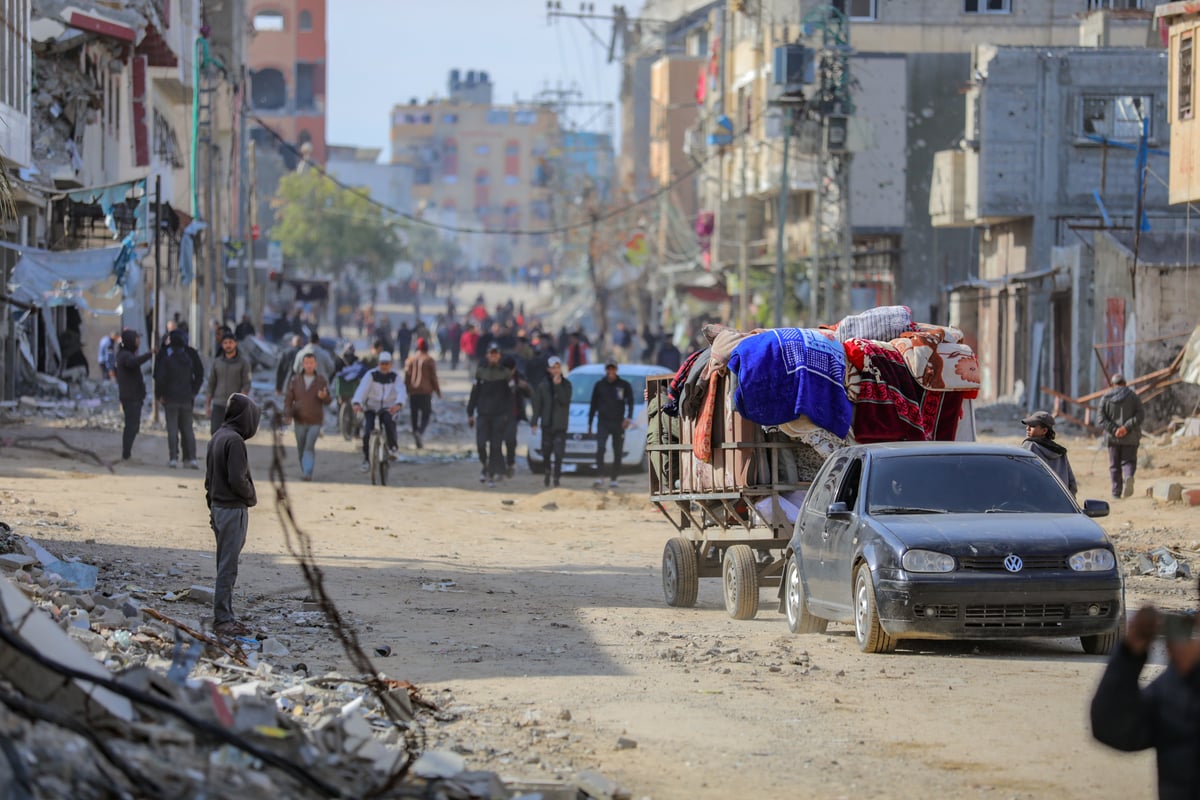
top-left (338, 403), bottom-right (354, 441)
top-left (722, 545), bottom-right (759, 620)
top-left (853, 563), bottom-right (896, 654)
top-left (784, 555), bottom-right (827, 634)
top-left (1081, 603), bottom-right (1126, 655)
top-left (369, 432), bottom-right (387, 486)
top-left (662, 537), bottom-right (699, 608)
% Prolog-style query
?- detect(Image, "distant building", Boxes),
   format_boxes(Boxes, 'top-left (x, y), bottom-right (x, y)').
top-left (247, 2), bottom-right (327, 163)
top-left (389, 70), bottom-right (559, 275)
top-left (560, 131), bottom-right (615, 203)
top-left (326, 146), bottom-right (413, 215)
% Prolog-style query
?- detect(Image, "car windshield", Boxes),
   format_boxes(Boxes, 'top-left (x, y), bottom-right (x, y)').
top-left (866, 453), bottom-right (1077, 515)
top-left (569, 373), bottom-right (647, 404)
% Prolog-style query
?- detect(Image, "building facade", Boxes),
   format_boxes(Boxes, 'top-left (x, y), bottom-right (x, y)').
top-left (389, 71), bottom-right (560, 276)
top-left (247, 1), bottom-right (327, 163)
top-left (1157, 1), bottom-right (1200, 204)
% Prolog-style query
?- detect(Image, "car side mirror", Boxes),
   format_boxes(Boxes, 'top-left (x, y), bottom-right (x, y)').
top-left (1082, 499), bottom-right (1110, 518)
top-left (827, 501), bottom-right (852, 519)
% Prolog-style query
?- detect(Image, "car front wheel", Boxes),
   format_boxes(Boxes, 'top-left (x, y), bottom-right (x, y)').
top-left (784, 555), bottom-right (827, 634)
top-left (853, 564), bottom-right (896, 654)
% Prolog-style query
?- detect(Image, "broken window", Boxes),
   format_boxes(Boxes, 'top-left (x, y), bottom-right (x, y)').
top-left (1081, 95), bottom-right (1151, 140)
top-left (964, 0), bottom-right (1008, 12)
top-left (251, 68), bottom-right (286, 110)
top-left (1181, 36), bottom-right (1194, 122)
top-left (299, 10), bottom-right (312, 31)
top-left (295, 63), bottom-right (315, 110)
top-left (253, 11), bottom-right (285, 31)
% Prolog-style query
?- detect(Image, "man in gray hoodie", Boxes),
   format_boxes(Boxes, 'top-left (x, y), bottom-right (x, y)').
top-left (204, 393), bottom-right (260, 637)
top-left (206, 333), bottom-right (253, 433)
top-left (1096, 374), bottom-right (1145, 499)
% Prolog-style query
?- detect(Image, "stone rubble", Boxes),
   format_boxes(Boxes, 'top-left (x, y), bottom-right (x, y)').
top-left (0, 524), bottom-right (631, 799)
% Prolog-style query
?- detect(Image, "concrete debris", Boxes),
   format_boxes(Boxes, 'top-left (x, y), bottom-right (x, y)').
top-left (1152, 481), bottom-right (1184, 503)
top-left (1133, 546), bottom-right (1193, 580)
top-left (0, 525), bottom-right (631, 798)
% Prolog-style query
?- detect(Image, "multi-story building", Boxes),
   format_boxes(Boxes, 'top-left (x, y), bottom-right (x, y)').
top-left (389, 70), bottom-right (559, 275)
top-left (681, 0), bottom-right (1164, 329)
top-left (1156, 1), bottom-right (1200, 204)
top-left (0, 0), bottom-right (32, 400)
top-left (930, 44), bottom-right (1179, 403)
top-left (247, 1), bottom-right (327, 163)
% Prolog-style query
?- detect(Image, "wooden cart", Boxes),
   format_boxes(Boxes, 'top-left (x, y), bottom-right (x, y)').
top-left (645, 374), bottom-right (819, 620)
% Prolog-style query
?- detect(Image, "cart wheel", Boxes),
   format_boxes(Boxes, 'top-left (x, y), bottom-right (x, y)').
top-left (723, 545), bottom-right (759, 620)
top-left (662, 537), bottom-right (699, 608)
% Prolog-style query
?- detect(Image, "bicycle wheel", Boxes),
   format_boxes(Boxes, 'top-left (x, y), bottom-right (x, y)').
top-left (369, 431), bottom-right (383, 486)
top-left (339, 403), bottom-right (354, 441)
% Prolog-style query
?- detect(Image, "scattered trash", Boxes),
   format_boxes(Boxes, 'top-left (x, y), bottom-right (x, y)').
top-left (374, 644), bottom-right (393, 657)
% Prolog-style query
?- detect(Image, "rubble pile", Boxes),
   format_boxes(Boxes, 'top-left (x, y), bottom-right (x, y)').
top-left (0, 527), bottom-right (630, 799)
top-left (1126, 545), bottom-right (1196, 581)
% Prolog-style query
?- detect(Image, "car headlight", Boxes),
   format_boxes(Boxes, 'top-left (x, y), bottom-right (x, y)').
top-left (902, 549), bottom-right (955, 573)
top-left (1068, 548), bottom-right (1115, 572)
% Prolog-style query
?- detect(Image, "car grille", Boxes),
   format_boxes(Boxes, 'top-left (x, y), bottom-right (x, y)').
top-left (913, 604), bottom-right (959, 620)
top-left (963, 603), bottom-right (1067, 628)
top-left (957, 555), bottom-right (1066, 571)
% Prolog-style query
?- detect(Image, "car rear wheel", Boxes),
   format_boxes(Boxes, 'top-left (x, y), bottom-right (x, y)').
top-left (662, 537), bottom-right (699, 608)
top-left (784, 555), bottom-right (827, 634)
top-left (723, 545), bottom-right (759, 620)
top-left (853, 564), bottom-right (896, 654)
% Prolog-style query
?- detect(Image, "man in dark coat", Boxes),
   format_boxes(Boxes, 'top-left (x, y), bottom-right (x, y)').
top-left (466, 344), bottom-right (513, 487)
top-left (204, 393), bottom-right (260, 638)
top-left (115, 329), bottom-right (152, 462)
top-left (1091, 582), bottom-right (1200, 800)
top-left (154, 329), bottom-right (204, 469)
top-left (276, 334), bottom-right (304, 395)
top-left (530, 356), bottom-right (572, 487)
top-left (588, 362), bottom-right (634, 488)
top-left (1096, 373), bottom-right (1146, 499)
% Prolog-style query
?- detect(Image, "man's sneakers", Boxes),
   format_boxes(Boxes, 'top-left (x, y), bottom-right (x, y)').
top-left (487, 478), bottom-right (496, 488)
top-left (187, 459), bottom-right (200, 470)
top-left (479, 470), bottom-right (488, 483)
top-left (593, 478), bottom-right (605, 488)
top-left (168, 459), bottom-right (179, 469)
top-left (388, 448), bottom-right (400, 462)
top-left (360, 460), bottom-right (370, 472)
top-left (609, 479), bottom-right (619, 489)
top-left (1122, 476), bottom-right (1136, 499)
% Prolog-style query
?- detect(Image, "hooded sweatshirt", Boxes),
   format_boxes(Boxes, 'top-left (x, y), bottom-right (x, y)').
top-left (1022, 436), bottom-right (1078, 495)
top-left (1097, 385), bottom-right (1146, 448)
top-left (154, 331), bottom-right (204, 406)
top-left (205, 393), bottom-right (260, 509)
top-left (115, 330), bottom-right (152, 402)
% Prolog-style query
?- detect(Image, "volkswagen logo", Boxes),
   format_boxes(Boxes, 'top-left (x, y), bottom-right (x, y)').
top-left (1004, 554), bottom-right (1024, 573)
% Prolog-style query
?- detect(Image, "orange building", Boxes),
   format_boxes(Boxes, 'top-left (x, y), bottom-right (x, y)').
top-left (247, 2), bottom-right (327, 163)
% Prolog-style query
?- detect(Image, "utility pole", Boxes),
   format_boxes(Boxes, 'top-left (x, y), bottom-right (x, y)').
top-left (238, 77), bottom-right (250, 325)
top-left (812, 131), bottom-right (824, 323)
top-left (773, 108), bottom-right (791, 329)
top-left (248, 139), bottom-right (259, 331)
top-left (152, 174), bottom-right (161, 425)
top-left (737, 143), bottom-right (749, 329)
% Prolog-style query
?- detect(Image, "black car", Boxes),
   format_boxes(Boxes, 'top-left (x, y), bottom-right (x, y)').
top-left (782, 442), bottom-right (1124, 654)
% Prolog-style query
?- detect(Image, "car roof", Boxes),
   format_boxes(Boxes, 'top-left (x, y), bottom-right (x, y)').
top-left (849, 441), bottom-right (1035, 459)
top-left (566, 363), bottom-right (672, 376)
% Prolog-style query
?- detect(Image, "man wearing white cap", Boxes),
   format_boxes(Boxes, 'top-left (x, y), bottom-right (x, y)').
top-left (352, 350), bottom-right (407, 472)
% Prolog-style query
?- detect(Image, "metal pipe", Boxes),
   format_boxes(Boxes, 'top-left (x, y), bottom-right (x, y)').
top-left (773, 108), bottom-right (790, 328)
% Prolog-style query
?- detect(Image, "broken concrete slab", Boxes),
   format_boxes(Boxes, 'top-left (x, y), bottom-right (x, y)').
top-left (186, 585), bottom-right (215, 605)
top-left (1153, 481), bottom-right (1184, 503)
top-left (43, 560), bottom-right (97, 591)
top-left (0, 554), bottom-right (37, 571)
top-left (0, 575), bottom-right (132, 722)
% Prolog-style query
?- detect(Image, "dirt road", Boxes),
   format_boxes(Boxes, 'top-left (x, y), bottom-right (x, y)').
top-left (2, 371), bottom-right (1196, 798)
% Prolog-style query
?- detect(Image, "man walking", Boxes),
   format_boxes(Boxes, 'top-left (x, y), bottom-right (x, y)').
top-left (154, 329), bottom-right (204, 469)
top-left (1096, 373), bottom-right (1146, 499)
top-left (501, 355), bottom-right (532, 478)
top-left (530, 356), bottom-right (572, 487)
top-left (275, 334), bottom-right (303, 395)
top-left (352, 351), bottom-right (406, 471)
top-left (404, 337), bottom-right (442, 449)
top-left (204, 392), bottom-right (260, 638)
top-left (589, 362), bottom-right (634, 488)
top-left (467, 343), bottom-right (513, 487)
top-left (292, 331), bottom-right (336, 382)
top-left (206, 333), bottom-right (253, 433)
top-left (396, 321), bottom-right (414, 364)
top-left (284, 353), bottom-right (332, 481)
top-left (115, 329), bottom-right (152, 462)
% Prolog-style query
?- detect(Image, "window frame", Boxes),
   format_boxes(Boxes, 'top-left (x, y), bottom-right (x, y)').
top-left (252, 10), bottom-right (285, 31)
top-left (1079, 94), bottom-right (1153, 141)
top-left (1181, 35), bottom-right (1194, 122)
top-left (834, 0), bottom-right (877, 20)
top-left (963, 0), bottom-right (1010, 14)
top-left (298, 9), bottom-right (313, 31)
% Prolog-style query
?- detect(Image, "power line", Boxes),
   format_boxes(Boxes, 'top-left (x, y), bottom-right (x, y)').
top-left (250, 112), bottom-right (755, 238)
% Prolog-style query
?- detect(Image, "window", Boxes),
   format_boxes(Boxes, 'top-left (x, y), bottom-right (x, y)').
top-left (487, 109), bottom-right (510, 125)
top-left (442, 113), bottom-right (458, 124)
top-left (250, 68), bottom-right (286, 110)
top-left (298, 10), bottom-right (312, 31)
top-left (832, 0), bottom-right (877, 19)
top-left (253, 11), bottom-right (285, 31)
top-left (504, 139), bottom-right (520, 178)
top-left (295, 63), bottom-right (315, 110)
top-left (964, 0), bottom-right (1009, 12)
top-left (1081, 95), bottom-right (1151, 140)
top-left (474, 169), bottom-right (491, 216)
top-left (806, 455), bottom-right (849, 515)
top-left (475, 144), bottom-right (490, 155)
top-left (1181, 36), bottom-right (1194, 122)
top-left (414, 167), bottom-right (432, 185)
top-left (441, 137), bottom-right (458, 180)
top-left (1087, 0), bottom-right (1145, 8)
top-left (513, 110), bottom-right (537, 125)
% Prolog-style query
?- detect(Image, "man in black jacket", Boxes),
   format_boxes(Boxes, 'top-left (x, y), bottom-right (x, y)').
top-left (154, 330), bottom-right (204, 469)
top-left (588, 362), bottom-right (634, 488)
top-left (1091, 582), bottom-right (1200, 799)
top-left (466, 344), bottom-right (513, 487)
top-left (204, 393), bottom-right (260, 638)
top-left (1096, 373), bottom-right (1146, 499)
top-left (115, 329), bottom-right (152, 462)
top-left (530, 356), bottom-right (572, 487)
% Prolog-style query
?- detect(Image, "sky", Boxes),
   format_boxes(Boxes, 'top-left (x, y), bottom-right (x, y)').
top-left (327, 0), bottom-right (626, 161)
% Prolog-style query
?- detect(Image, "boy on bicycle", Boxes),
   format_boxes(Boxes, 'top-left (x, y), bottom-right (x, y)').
top-left (351, 351), bottom-right (407, 471)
